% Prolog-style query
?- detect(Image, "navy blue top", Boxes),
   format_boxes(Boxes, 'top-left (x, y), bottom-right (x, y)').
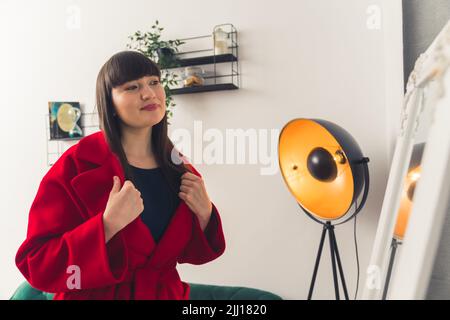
top-left (130, 165), bottom-right (180, 243)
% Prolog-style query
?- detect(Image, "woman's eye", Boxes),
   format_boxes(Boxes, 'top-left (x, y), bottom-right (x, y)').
top-left (126, 85), bottom-right (137, 90)
top-left (150, 80), bottom-right (160, 85)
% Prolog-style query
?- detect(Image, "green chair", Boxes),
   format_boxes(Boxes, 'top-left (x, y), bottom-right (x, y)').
top-left (10, 281), bottom-right (282, 300)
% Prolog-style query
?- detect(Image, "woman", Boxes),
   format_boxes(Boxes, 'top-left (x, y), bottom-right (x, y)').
top-left (15, 51), bottom-right (226, 300)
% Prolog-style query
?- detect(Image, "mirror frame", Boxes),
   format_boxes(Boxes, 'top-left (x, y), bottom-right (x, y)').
top-left (363, 21), bottom-right (450, 300)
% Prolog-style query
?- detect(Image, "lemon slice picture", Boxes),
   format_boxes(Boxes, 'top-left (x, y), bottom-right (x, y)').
top-left (57, 103), bottom-right (80, 132)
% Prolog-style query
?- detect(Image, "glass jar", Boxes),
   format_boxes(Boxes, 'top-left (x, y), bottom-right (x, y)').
top-left (183, 66), bottom-right (205, 87)
top-left (213, 27), bottom-right (230, 55)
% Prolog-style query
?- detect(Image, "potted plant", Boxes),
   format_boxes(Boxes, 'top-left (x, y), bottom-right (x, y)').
top-left (127, 20), bottom-right (185, 120)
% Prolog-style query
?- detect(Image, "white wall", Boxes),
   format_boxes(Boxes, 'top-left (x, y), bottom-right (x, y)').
top-left (0, 0), bottom-right (403, 299)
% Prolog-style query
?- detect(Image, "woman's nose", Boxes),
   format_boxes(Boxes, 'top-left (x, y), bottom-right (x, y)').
top-left (141, 84), bottom-right (157, 99)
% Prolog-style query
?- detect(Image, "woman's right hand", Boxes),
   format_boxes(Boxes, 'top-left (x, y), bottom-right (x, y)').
top-left (103, 176), bottom-right (144, 242)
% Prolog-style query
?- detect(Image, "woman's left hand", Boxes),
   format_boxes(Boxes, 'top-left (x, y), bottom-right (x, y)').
top-left (179, 172), bottom-right (213, 230)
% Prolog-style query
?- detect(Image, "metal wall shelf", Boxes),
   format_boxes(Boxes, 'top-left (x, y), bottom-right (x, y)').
top-left (171, 83), bottom-right (238, 95)
top-left (163, 23), bottom-right (240, 95)
top-left (166, 53), bottom-right (237, 69)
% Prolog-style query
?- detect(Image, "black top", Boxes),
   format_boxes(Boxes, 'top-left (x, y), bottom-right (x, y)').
top-left (129, 165), bottom-right (180, 243)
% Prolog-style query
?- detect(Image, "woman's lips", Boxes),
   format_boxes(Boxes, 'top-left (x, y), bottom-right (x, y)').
top-left (141, 104), bottom-right (158, 111)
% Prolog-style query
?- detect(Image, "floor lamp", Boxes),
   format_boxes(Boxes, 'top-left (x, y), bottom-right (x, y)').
top-left (278, 119), bottom-right (370, 300)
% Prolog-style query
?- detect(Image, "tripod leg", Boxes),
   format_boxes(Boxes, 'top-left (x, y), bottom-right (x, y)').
top-left (331, 228), bottom-right (349, 300)
top-left (328, 224), bottom-right (340, 300)
top-left (308, 225), bottom-right (327, 300)
top-left (382, 238), bottom-right (398, 300)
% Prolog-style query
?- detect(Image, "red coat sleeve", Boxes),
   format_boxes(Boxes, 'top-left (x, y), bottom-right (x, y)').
top-left (178, 202), bottom-right (226, 265)
top-left (15, 171), bottom-right (129, 293)
top-left (177, 161), bottom-right (226, 265)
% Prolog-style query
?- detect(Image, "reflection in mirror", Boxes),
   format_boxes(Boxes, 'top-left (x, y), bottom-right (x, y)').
top-left (382, 143), bottom-right (424, 299)
top-left (382, 75), bottom-right (440, 298)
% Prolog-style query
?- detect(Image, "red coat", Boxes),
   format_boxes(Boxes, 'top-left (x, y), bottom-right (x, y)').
top-left (15, 130), bottom-right (226, 300)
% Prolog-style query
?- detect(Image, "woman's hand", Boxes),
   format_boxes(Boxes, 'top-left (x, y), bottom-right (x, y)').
top-left (179, 172), bottom-right (213, 231)
top-left (103, 176), bottom-right (144, 242)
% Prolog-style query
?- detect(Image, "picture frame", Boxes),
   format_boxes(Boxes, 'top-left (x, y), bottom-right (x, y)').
top-left (48, 101), bottom-right (83, 140)
top-left (362, 21), bottom-right (450, 300)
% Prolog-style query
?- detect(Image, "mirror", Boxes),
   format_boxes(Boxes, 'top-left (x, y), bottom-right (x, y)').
top-left (363, 20), bottom-right (450, 300)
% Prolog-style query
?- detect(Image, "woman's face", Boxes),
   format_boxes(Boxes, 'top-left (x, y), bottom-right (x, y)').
top-left (111, 75), bottom-right (166, 129)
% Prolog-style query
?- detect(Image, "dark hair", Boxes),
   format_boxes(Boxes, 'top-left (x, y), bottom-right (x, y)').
top-left (95, 50), bottom-right (188, 194)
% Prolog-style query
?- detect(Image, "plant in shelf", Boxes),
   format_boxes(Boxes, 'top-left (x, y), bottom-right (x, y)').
top-left (127, 20), bottom-right (185, 120)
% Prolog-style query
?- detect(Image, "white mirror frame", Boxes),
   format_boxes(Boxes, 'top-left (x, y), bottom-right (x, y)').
top-left (363, 21), bottom-right (450, 300)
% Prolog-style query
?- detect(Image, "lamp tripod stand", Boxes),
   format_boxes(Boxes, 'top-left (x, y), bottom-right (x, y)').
top-left (382, 238), bottom-right (402, 300)
top-left (308, 221), bottom-right (349, 300)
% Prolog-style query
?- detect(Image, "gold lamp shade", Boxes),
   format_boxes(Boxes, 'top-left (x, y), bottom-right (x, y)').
top-left (394, 166), bottom-right (421, 240)
top-left (278, 119), bottom-right (365, 221)
top-left (392, 143), bottom-right (425, 240)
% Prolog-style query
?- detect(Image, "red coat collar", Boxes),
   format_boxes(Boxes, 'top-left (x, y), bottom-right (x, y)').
top-left (74, 130), bottom-right (112, 166)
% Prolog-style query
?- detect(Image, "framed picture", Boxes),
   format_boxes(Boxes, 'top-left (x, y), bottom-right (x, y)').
top-left (363, 21), bottom-right (450, 299)
top-left (48, 101), bottom-right (83, 140)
